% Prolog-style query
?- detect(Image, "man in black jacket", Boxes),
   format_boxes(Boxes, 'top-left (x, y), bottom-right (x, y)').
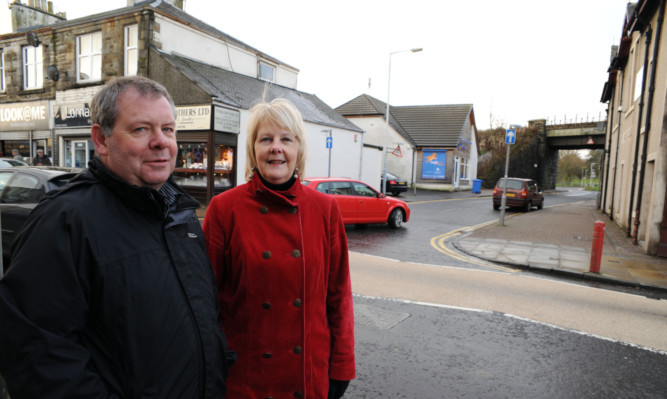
top-left (0, 76), bottom-right (231, 398)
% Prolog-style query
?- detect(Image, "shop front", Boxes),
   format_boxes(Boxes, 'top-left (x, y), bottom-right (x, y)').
top-left (0, 100), bottom-right (53, 163)
top-left (172, 104), bottom-right (241, 204)
top-left (54, 99), bottom-right (96, 168)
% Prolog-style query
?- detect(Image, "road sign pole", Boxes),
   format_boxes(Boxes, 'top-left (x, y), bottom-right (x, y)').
top-left (327, 132), bottom-right (332, 177)
top-left (500, 142), bottom-right (510, 226)
top-left (500, 128), bottom-right (516, 226)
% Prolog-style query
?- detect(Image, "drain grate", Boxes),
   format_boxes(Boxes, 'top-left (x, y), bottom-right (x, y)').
top-left (354, 303), bottom-right (410, 330)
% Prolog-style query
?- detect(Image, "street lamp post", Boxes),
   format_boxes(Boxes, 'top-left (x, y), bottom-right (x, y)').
top-left (382, 47), bottom-right (422, 195)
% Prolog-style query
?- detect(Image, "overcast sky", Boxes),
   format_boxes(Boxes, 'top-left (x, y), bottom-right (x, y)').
top-left (1, 0), bottom-right (631, 129)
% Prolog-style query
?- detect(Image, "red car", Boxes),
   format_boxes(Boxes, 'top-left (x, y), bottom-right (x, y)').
top-left (303, 177), bottom-right (410, 228)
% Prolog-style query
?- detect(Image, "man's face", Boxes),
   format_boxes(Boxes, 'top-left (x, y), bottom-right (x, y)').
top-left (93, 88), bottom-right (177, 190)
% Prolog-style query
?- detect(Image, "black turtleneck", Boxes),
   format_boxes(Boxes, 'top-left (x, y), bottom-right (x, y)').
top-left (257, 173), bottom-right (297, 192)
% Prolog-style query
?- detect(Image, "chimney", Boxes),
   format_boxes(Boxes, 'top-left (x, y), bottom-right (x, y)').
top-left (10, 0), bottom-right (66, 32)
top-left (127, 0), bottom-right (184, 9)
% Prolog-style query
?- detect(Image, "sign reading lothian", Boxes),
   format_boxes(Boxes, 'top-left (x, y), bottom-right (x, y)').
top-left (0, 101), bottom-right (49, 131)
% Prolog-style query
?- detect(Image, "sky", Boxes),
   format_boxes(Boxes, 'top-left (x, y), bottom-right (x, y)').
top-left (1, 0), bottom-right (632, 130)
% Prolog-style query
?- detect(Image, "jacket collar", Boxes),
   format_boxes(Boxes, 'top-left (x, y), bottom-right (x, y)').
top-left (79, 157), bottom-right (199, 219)
top-left (248, 173), bottom-right (301, 206)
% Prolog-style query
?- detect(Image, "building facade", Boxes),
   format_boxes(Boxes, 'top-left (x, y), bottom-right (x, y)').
top-left (600, 0), bottom-right (667, 256)
top-left (337, 94), bottom-right (479, 192)
top-left (0, 0), bottom-right (363, 203)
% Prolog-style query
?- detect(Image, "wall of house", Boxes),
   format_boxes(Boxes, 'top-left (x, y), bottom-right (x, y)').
top-left (155, 15), bottom-right (298, 89)
top-left (304, 124), bottom-right (363, 181)
top-left (344, 115), bottom-right (415, 184)
top-left (361, 145), bottom-right (382, 190)
top-left (603, 5), bottom-right (667, 255)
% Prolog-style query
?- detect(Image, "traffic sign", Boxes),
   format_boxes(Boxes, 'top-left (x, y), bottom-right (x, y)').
top-left (326, 137), bottom-right (332, 148)
top-left (505, 129), bottom-right (516, 145)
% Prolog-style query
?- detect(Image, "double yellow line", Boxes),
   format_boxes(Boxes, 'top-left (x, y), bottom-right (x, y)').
top-left (430, 218), bottom-right (520, 272)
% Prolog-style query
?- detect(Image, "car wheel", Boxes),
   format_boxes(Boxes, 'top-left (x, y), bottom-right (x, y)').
top-left (388, 208), bottom-right (404, 229)
top-left (493, 203), bottom-right (500, 211)
top-left (392, 190), bottom-right (400, 196)
top-left (524, 200), bottom-right (532, 212)
top-left (537, 199), bottom-right (543, 210)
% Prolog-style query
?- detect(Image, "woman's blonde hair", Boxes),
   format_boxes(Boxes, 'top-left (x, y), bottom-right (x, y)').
top-left (245, 97), bottom-right (307, 181)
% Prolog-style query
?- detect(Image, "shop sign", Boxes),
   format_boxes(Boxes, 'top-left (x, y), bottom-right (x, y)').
top-left (214, 106), bottom-right (240, 134)
top-left (0, 101), bottom-right (49, 130)
top-left (54, 102), bottom-right (91, 127)
top-left (176, 105), bottom-right (211, 131)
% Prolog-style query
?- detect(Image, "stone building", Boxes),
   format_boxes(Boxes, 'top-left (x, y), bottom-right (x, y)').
top-left (0, 0), bottom-right (362, 203)
top-left (599, 0), bottom-right (667, 256)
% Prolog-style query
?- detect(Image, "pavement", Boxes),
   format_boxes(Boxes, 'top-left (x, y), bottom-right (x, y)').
top-left (399, 187), bottom-right (667, 293)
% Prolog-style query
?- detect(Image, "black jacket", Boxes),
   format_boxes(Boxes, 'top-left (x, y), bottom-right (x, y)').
top-left (0, 158), bottom-right (230, 398)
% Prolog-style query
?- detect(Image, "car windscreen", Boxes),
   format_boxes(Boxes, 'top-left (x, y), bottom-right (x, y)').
top-left (498, 179), bottom-right (524, 190)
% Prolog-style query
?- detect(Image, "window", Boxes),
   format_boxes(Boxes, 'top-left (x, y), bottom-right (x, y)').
top-left (23, 45), bottom-right (43, 89)
top-left (634, 66), bottom-right (643, 102)
top-left (460, 157), bottom-right (469, 180)
top-left (1, 173), bottom-right (43, 204)
top-left (77, 31), bottom-right (102, 82)
top-left (352, 182), bottom-right (377, 197)
top-left (259, 62), bottom-right (274, 82)
top-left (0, 50), bottom-right (5, 92)
top-left (328, 182), bottom-right (353, 196)
top-left (124, 25), bottom-right (138, 76)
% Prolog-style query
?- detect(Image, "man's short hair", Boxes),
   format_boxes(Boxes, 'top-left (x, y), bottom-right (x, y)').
top-left (90, 76), bottom-right (177, 137)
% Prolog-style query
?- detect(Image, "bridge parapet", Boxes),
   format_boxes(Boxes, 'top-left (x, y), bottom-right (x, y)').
top-left (547, 121), bottom-right (606, 137)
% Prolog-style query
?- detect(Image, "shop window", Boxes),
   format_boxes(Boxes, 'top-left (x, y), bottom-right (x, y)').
top-left (125, 25), bottom-right (138, 76)
top-left (23, 45), bottom-right (43, 89)
top-left (173, 143), bottom-right (235, 191)
top-left (77, 31), bottom-right (102, 83)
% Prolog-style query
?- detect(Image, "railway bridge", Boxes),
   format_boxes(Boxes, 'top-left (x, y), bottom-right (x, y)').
top-left (529, 119), bottom-right (606, 190)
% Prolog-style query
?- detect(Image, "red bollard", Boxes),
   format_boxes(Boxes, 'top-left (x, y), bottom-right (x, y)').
top-left (589, 221), bottom-right (605, 273)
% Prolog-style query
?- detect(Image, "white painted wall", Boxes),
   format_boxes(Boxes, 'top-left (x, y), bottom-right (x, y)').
top-left (303, 124), bottom-right (363, 180)
top-left (361, 146), bottom-right (382, 191)
top-left (345, 116), bottom-right (415, 184)
top-left (156, 15), bottom-right (298, 89)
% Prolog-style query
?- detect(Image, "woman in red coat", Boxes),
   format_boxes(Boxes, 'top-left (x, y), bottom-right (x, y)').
top-left (203, 98), bottom-right (356, 398)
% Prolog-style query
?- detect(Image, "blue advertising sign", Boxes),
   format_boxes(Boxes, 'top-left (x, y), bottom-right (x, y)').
top-left (421, 149), bottom-right (447, 179)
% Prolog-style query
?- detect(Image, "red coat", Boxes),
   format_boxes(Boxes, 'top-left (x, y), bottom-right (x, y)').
top-left (203, 174), bottom-right (356, 398)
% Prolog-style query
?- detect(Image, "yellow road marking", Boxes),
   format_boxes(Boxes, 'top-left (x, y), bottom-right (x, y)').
top-left (430, 216), bottom-right (521, 272)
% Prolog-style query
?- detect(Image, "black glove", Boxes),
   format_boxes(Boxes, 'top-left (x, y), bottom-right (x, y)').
top-left (328, 379), bottom-right (350, 399)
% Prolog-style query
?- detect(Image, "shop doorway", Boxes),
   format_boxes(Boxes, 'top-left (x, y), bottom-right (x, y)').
top-left (64, 139), bottom-right (95, 168)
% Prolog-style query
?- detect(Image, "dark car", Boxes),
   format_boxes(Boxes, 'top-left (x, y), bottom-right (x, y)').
top-left (492, 177), bottom-right (544, 211)
top-left (381, 172), bottom-right (408, 196)
top-left (0, 167), bottom-right (79, 272)
top-left (303, 177), bottom-right (410, 228)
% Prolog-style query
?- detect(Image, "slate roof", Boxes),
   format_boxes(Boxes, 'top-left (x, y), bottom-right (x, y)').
top-left (336, 94), bottom-right (474, 147)
top-left (160, 51), bottom-right (362, 132)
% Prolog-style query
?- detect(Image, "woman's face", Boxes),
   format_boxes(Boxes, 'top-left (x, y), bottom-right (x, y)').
top-left (254, 121), bottom-right (299, 185)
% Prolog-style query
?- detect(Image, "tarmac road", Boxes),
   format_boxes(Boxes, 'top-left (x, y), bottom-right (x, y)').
top-left (347, 251), bottom-right (667, 398)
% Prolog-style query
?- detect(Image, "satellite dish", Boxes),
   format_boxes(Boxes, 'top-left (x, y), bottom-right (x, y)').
top-left (26, 32), bottom-right (41, 47)
top-left (46, 65), bottom-right (59, 81)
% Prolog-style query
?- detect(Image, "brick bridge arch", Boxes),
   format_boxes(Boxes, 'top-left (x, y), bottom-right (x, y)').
top-left (528, 119), bottom-right (606, 190)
